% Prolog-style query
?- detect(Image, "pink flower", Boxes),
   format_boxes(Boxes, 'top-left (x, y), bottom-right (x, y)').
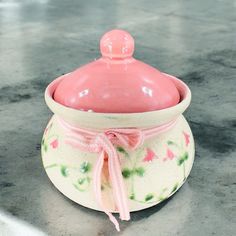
top-left (50, 139), bottom-right (58, 149)
top-left (143, 148), bottom-right (157, 162)
top-left (183, 131), bottom-right (190, 147)
top-left (163, 148), bottom-right (175, 161)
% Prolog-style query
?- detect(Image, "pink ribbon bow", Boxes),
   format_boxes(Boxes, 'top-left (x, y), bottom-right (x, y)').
top-left (57, 117), bottom-right (177, 231)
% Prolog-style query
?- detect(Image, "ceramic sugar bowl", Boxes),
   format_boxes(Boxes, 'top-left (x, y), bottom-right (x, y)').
top-left (41, 29), bottom-right (194, 231)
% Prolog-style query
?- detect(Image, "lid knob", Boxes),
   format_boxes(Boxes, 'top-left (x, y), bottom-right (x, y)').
top-left (100, 29), bottom-right (134, 59)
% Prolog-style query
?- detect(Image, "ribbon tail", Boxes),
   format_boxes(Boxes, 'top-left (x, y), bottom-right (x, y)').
top-left (93, 151), bottom-right (120, 231)
top-left (108, 148), bottom-right (130, 221)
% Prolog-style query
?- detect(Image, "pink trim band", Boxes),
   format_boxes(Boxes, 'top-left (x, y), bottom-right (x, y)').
top-left (57, 117), bottom-right (177, 231)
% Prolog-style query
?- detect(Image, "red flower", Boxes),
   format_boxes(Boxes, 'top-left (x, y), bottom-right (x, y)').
top-left (163, 148), bottom-right (175, 161)
top-left (143, 148), bottom-right (157, 162)
top-left (183, 131), bottom-right (190, 147)
top-left (50, 139), bottom-right (58, 149)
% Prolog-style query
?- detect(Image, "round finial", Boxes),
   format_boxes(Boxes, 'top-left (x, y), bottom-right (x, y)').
top-left (100, 29), bottom-right (135, 59)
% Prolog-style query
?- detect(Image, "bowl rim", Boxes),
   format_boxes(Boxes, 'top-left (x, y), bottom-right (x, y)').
top-left (45, 73), bottom-right (191, 129)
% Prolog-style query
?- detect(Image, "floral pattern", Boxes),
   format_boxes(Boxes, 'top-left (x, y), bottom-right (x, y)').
top-left (43, 126), bottom-right (191, 204)
top-left (166, 131), bottom-right (190, 180)
top-left (183, 131), bottom-right (190, 147)
top-left (120, 131), bottom-right (191, 203)
top-left (163, 148), bottom-right (175, 161)
top-left (45, 161), bottom-right (92, 192)
top-left (50, 139), bottom-right (58, 149)
top-left (142, 148), bottom-right (157, 162)
top-left (41, 122), bottom-right (59, 153)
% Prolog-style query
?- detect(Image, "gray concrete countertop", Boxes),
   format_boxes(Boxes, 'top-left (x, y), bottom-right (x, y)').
top-left (0, 0), bottom-right (235, 235)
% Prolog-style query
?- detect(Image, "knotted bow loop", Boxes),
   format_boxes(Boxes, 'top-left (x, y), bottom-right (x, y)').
top-left (104, 128), bottom-right (144, 150)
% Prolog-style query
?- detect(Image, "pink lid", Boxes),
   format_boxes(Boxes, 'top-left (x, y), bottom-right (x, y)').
top-left (54, 29), bottom-right (180, 113)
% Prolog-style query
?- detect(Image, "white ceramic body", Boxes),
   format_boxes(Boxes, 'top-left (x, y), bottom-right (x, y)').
top-left (42, 114), bottom-right (194, 212)
top-left (41, 73), bottom-right (194, 213)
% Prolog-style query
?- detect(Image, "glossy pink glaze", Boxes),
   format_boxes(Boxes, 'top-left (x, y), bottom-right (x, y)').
top-left (100, 29), bottom-right (134, 59)
top-left (54, 29), bottom-right (180, 113)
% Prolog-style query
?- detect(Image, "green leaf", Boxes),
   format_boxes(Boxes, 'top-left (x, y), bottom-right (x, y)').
top-left (177, 152), bottom-right (188, 166)
top-left (73, 177), bottom-right (90, 192)
top-left (73, 183), bottom-right (86, 192)
top-left (80, 161), bottom-right (91, 173)
top-left (78, 178), bottom-right (86, 185)
top-left (122, 168), bottom-right (132, 178)
top-left (60, 165), bottom-right (69, 177)
top-left (44, 163), bottom-right (58, 169)
top-left (159, 196), bottom-right (167, 202)
top-left (177, 158), bottom-right (185, 166)
top-left (145, 193), bottom-right (154, 202)
top-left (41, 138), bottom-right (45, 146)
top-left (116, 146), bottom-right (129, 157)
top-left (182, 152), bottom-right (188, 160)
top-left (162, 187), bottom-right (168, 192)
top-left (117, 146), bottom-right (125, 152)
top-left (167, 140), bottom-right (175, 145)
top-left (135, 167), bottom-right (145, 177)
top-left (78, 177), bottom-right (90, 184)
top-left (129, 193), bottom-right (135, 200)
top-left (171, 183), bottom-right (179, 193)
top-left (44, 144), bottom-right (48, 152)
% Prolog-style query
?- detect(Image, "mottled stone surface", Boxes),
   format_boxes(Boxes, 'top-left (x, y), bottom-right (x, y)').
top-left (0, 0), bottom-right (235, 235)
